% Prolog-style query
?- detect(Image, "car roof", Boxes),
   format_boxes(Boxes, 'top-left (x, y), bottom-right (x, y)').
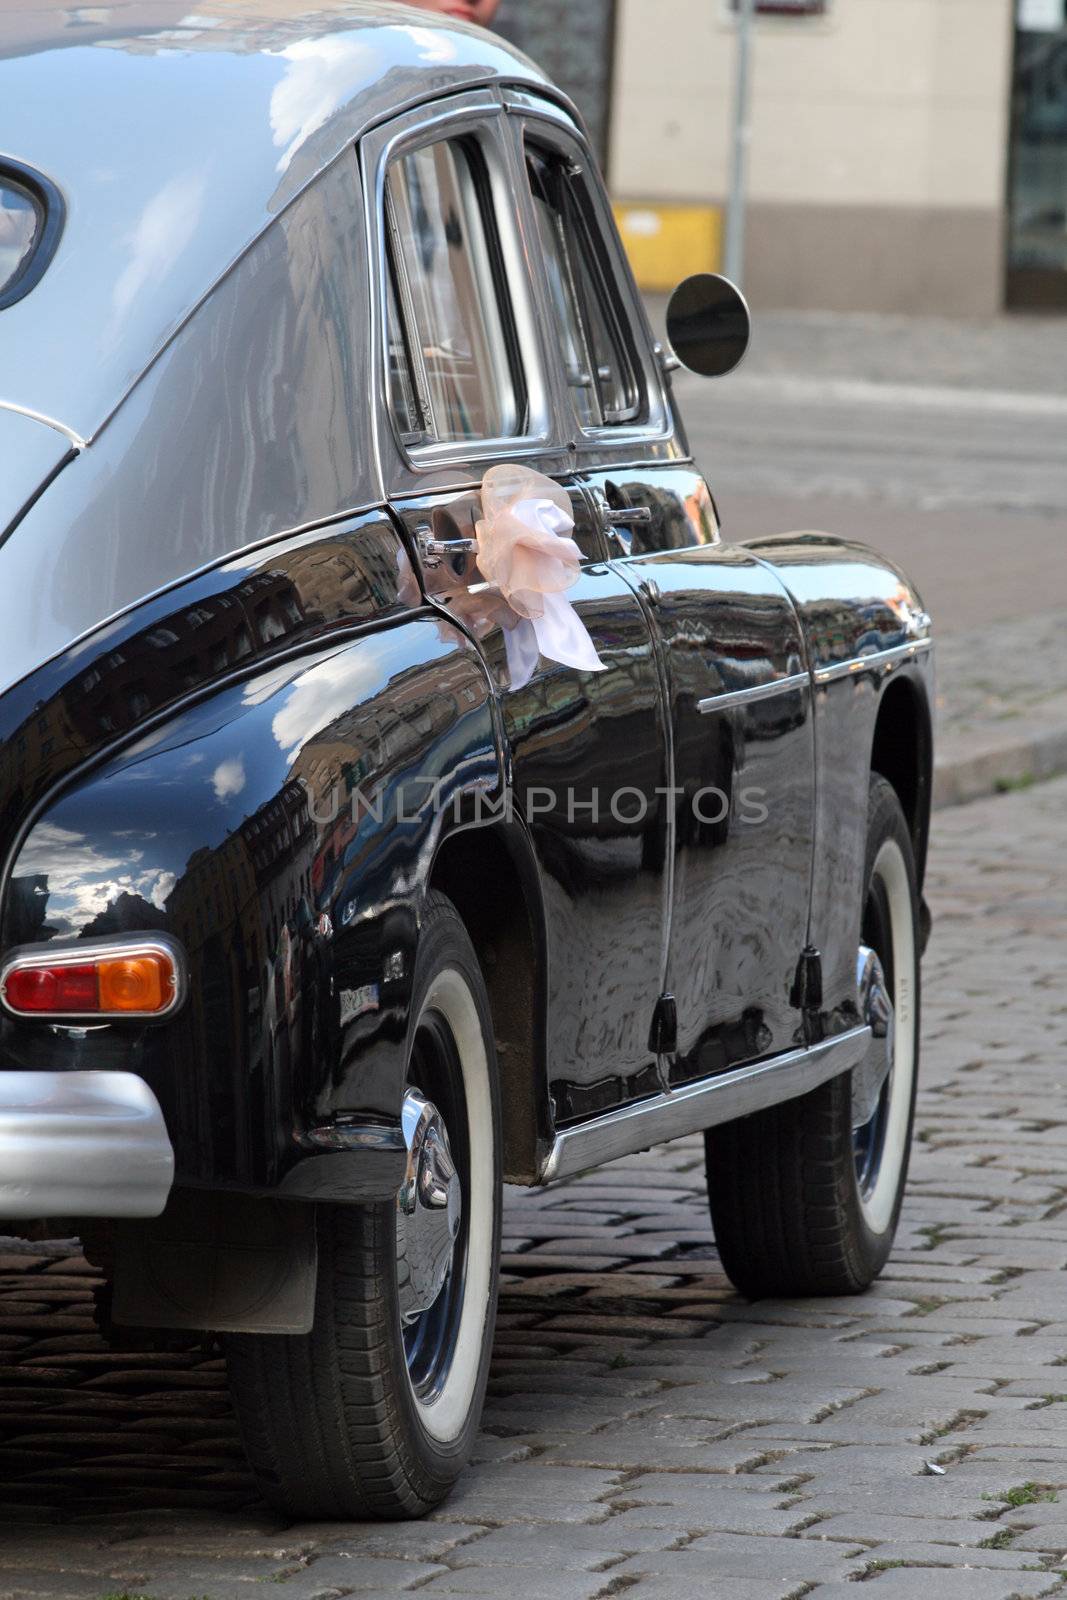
top-left (0, 0), bottom-right (549, 446)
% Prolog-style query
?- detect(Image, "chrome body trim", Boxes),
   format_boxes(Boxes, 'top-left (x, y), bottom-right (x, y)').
top-left (0, 933), bottom-right (187, 1022)
top-left (814, 638), bottom-right (933, 685)
top-left (0, 1070), bottom-right (174, 1218)
top-left (538, 1025), bottom-right (872, 1184)
top-left (698, 671), bottom-right (809, 715)
top-left (0, 400), bottom-right (85, 450)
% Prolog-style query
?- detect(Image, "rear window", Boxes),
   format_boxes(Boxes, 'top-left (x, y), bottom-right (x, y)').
top-left (0, 165), bottom-right (61, 308)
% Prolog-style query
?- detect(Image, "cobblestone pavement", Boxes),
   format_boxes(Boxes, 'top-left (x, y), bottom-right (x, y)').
top-left (2, 775), bottom-right (1067, 1599)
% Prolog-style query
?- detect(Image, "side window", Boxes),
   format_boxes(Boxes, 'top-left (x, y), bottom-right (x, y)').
top-left (525, 144), bottom-right (642, 429)
top-left (385, 136), bottom-right (524, 447)
top-left (0, 178), bottom-right (39, 296)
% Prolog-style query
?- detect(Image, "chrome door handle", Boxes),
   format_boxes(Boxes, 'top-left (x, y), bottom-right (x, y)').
top-left (602, 507), bottom-right (653, 527)
top-left (417, 530), bottom-right (478, 570)
top-left (638, 578), bottom-right (661, 605)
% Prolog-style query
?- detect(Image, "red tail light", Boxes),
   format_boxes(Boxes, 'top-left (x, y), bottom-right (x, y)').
top-left (0, 937), bottom-right (185, 1020)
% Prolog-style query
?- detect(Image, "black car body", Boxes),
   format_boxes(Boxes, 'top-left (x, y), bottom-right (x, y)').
top-left (0, 0), bottom-right (933, 1517)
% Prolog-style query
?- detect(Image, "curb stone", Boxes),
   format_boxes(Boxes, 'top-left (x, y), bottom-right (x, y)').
top-left (933, 721), bottom-right (1067, 810)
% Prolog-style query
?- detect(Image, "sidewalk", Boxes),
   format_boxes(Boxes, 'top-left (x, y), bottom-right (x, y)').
top-left (647, 299), bottom-right (1067, 808)
top-left (934, 610), bottom-right (1067, 807)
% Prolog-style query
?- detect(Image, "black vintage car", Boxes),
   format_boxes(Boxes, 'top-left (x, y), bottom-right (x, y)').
top-left (0, 0), bottom-right (933, 1518)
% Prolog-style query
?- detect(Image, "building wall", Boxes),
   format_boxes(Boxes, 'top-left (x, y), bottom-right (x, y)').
top-left (495, 0), bottom-right (617, 161)
top-left (609, 0), bottom-right (1015, 314)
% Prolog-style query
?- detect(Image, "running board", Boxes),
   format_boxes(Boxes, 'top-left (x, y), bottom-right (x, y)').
top-left (538, 1025), bottom-right (871, 1184)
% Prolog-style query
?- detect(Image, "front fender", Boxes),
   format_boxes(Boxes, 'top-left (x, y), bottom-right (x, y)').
top-left (743, 532), bottom-right (933, 674)
top-left (0, 616), bottom-right (503, 1197)
top-left (744, 532), bottom-right (935, 1037)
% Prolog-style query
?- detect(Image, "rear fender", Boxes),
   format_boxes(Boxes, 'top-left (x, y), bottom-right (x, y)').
top-left (1, 615), bottom-right (504, 1198)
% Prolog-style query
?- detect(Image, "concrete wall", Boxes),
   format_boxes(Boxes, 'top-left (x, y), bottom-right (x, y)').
top-left (609, 0), bottom-right (1016, 314)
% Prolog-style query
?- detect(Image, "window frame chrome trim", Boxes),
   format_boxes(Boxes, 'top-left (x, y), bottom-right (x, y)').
top-left (539, 1025), bottom-right (872, 1184)
top-left (814, 637), bottom-right (934, 686)
top-left (384, 123), bottom-right (525, 445)
top-left (697, 670), bottom-right (810, 715)
top-left (0, 157), bottom-right (65, 312)
top-left (363, 92), bottom-right (553, 485)
top-left (504, 96), bottom-right (672, 452)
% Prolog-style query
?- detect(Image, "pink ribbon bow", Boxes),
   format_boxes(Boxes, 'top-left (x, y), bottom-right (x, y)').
top-left (475, 465), bottom-right (606, 687)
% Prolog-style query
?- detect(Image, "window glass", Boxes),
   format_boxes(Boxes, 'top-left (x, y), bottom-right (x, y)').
top-left (526, 150), bottom-right (598, 426)
top-left (0, 179), bottom-right (41, 300)
top-left (386, 137), bottom-right (522, 444)
top-left (525, 145), bottom-right (641, 427)
top-left (386, 267), bottom-right (422, 445)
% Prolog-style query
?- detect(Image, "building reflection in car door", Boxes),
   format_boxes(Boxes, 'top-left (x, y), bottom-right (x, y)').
top-left (582, 463), bottom-right (817, 1083)
top-left (393, 483), bottom-right (672, 1123)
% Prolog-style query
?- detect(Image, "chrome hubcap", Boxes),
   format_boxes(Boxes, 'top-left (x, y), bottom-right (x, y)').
top-left (852, 942), bottom-right (895, 1132)
top-left (396, 1087), bottom-right (462, 1327)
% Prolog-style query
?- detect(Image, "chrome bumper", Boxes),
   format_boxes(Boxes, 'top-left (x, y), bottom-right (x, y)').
top-left (0, 1070), bottom-right (174, 1218)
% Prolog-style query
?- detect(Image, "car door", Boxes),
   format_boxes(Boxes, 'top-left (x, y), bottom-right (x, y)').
top-left (509, 95), bottom-right (818, 1081)
top-left (362, 94), bottom-right (671, 1123)
top-left (585, 469), bottom-right (817, 1077)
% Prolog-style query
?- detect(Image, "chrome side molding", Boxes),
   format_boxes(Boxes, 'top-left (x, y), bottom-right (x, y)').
top-left (698, 671), bottom-right (809, 716)
top-left (814, 637), bottom-right (933, 686)
top-left (697, 636), bottom-right (932, 717)
top-left (538, 1025), bottom-right (871, 1184)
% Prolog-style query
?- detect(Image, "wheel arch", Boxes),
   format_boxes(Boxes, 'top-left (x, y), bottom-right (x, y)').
top-left (870, 671), bottom-right (933, 889)
top-left (429, 821), bottom-right (550, 1184)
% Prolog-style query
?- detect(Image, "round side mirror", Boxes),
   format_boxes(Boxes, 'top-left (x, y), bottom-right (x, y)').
top-left (665, 273), bottom-right (751, 379)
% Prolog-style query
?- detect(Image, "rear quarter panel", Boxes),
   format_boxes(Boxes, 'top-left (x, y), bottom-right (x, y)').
top-left (0, 523), bottom-right (503, 1196)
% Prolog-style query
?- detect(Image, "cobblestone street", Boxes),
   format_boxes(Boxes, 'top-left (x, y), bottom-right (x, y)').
top-left (2, 775), bottom-right (1067, 1599)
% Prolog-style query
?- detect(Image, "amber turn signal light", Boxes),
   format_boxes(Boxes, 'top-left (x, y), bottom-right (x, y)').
top-left (97, 954), bottom-right (171, 1013)
top-left (0, 938), bottom-right (185, 1020)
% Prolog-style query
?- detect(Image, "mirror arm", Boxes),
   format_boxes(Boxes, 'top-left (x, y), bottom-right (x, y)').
top-left (654, 342), bottom-right (682, 375)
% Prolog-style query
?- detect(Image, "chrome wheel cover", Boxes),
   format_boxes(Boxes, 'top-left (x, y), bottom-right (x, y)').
top-left (396, 1086), bottom-right (462, 1327)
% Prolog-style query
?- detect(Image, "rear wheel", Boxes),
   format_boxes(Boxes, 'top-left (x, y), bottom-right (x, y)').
top-left (704, 773), bottom-right (920, 1298)
top-left (226, 893), bottom-right (501, 1518)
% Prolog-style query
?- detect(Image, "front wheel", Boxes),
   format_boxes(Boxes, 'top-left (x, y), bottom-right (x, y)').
top-left (226, 893), bottom-right (501, 1519)
top-left (704, 773), bottom-right (920, 1299)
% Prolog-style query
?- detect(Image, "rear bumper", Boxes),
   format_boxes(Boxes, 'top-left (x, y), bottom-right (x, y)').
top-left (0, 1070), bottom-right (174, 1219)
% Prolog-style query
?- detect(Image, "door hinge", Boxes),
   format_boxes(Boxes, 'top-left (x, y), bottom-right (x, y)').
top-left (790, 946), bottom-right (823, 1014)
top-left (648, 992), bottom-right (678, 1057)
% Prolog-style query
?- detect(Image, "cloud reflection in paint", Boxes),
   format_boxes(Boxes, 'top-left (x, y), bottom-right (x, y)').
top-left (110, 173), bottom-right (206, 330)
top-left (268, 35), bottom-right (378, 173)
top-left (13, 822), bottom-right (176, 935)
top-left (269, 651), bottom-right (383, 766)
top-left (212, 755), bottom-right (246, 801)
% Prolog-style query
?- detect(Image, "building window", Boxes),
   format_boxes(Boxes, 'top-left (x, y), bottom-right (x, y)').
top-left (728, 0), bottom-right (828, 12)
